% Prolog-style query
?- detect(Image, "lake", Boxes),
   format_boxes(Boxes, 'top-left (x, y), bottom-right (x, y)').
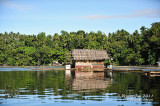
top-left (0, 69), bottom-right (160, 106)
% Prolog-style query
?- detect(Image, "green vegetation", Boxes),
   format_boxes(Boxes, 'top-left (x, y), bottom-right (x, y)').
top-left (0, 22), bottom-right (160, 66)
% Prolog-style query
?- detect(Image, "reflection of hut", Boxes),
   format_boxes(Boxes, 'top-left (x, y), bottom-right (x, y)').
top-left (71, 49), bottom-right (108, 69)
top-left (72, 71), bottom-right (110, 91)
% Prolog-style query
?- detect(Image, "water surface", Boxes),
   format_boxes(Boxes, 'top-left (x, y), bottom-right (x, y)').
top-left (0, 70), bottom-right (160, 106)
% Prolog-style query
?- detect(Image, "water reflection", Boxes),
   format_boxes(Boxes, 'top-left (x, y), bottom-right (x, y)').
top-left (72, 71), bottom-right (111, 91)
top-left (0, 70), bottom-right (160, 106)
top-left (65, 70), bottom-right (114, 92)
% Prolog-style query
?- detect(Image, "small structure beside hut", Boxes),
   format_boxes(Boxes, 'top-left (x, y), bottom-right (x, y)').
top-left (157, 61), bottom-right (160, 67)
top-left (71, 49), bottom-right (108, 69)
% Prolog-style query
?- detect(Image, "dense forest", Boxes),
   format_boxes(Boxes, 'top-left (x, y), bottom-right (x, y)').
top-left (0, 22), bottom-right (160, 66)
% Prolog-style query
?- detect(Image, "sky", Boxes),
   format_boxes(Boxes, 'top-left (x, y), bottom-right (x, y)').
top-left (0, 0), bottom-right (160, 35)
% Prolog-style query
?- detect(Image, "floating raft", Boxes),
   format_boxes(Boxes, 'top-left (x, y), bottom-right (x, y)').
top-left (112, 66), bottom-right (160, 71)
top-left (144, 71), bottom-right (160, 77)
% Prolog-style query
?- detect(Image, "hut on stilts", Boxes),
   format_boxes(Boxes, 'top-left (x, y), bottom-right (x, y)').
top-left (71, 49), bottom-right (108, 69)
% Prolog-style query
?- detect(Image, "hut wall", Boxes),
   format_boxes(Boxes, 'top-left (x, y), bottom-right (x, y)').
top-left (75, 60), bottom-right (104, 69)
top-left (91, 61), bottom-right (104, 68)
top-left (75, 61), bottom-right (92, 68)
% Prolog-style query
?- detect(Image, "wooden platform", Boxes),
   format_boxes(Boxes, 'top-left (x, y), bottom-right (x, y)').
top-left (144, 71), bottom-right (160, 77)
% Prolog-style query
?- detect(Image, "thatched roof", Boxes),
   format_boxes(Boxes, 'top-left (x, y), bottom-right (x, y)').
top-left (71, 49), bottom-right (108, 60)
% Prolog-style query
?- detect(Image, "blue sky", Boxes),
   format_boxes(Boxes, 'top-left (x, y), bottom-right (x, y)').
top-left (0, 0), bottom-right (160, 35)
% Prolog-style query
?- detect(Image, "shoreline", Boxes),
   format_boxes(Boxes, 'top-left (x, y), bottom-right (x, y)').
top-left (0, 66), bottom-right (160, 71)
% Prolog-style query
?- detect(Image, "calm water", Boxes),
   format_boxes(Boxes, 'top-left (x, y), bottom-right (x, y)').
top-left (0, 70), bottom-right (160, 106)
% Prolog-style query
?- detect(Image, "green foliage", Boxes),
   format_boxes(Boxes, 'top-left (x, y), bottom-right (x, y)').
top-left (0, 22), bottom-right (160, 66)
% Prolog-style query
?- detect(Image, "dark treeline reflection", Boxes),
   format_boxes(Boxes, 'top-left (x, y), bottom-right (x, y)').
top-left (0, 70), bottom-right (160, 103)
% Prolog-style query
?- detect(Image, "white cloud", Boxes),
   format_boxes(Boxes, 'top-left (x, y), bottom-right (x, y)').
top-left (4, 1), bottom-right (32, 12)
top-left (81, 9), bottom-right (160, 20)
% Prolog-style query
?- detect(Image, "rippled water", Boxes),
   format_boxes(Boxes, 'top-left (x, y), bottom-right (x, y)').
top-left (0, 70), bottom-right (160, 106)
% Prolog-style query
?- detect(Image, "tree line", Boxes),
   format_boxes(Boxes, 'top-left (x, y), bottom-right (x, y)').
top-left (0, 22), bottom-right (160, 66)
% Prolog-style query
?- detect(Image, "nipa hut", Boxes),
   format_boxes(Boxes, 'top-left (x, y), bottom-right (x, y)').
top-left (71, 49), bottom-right (108, 69)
